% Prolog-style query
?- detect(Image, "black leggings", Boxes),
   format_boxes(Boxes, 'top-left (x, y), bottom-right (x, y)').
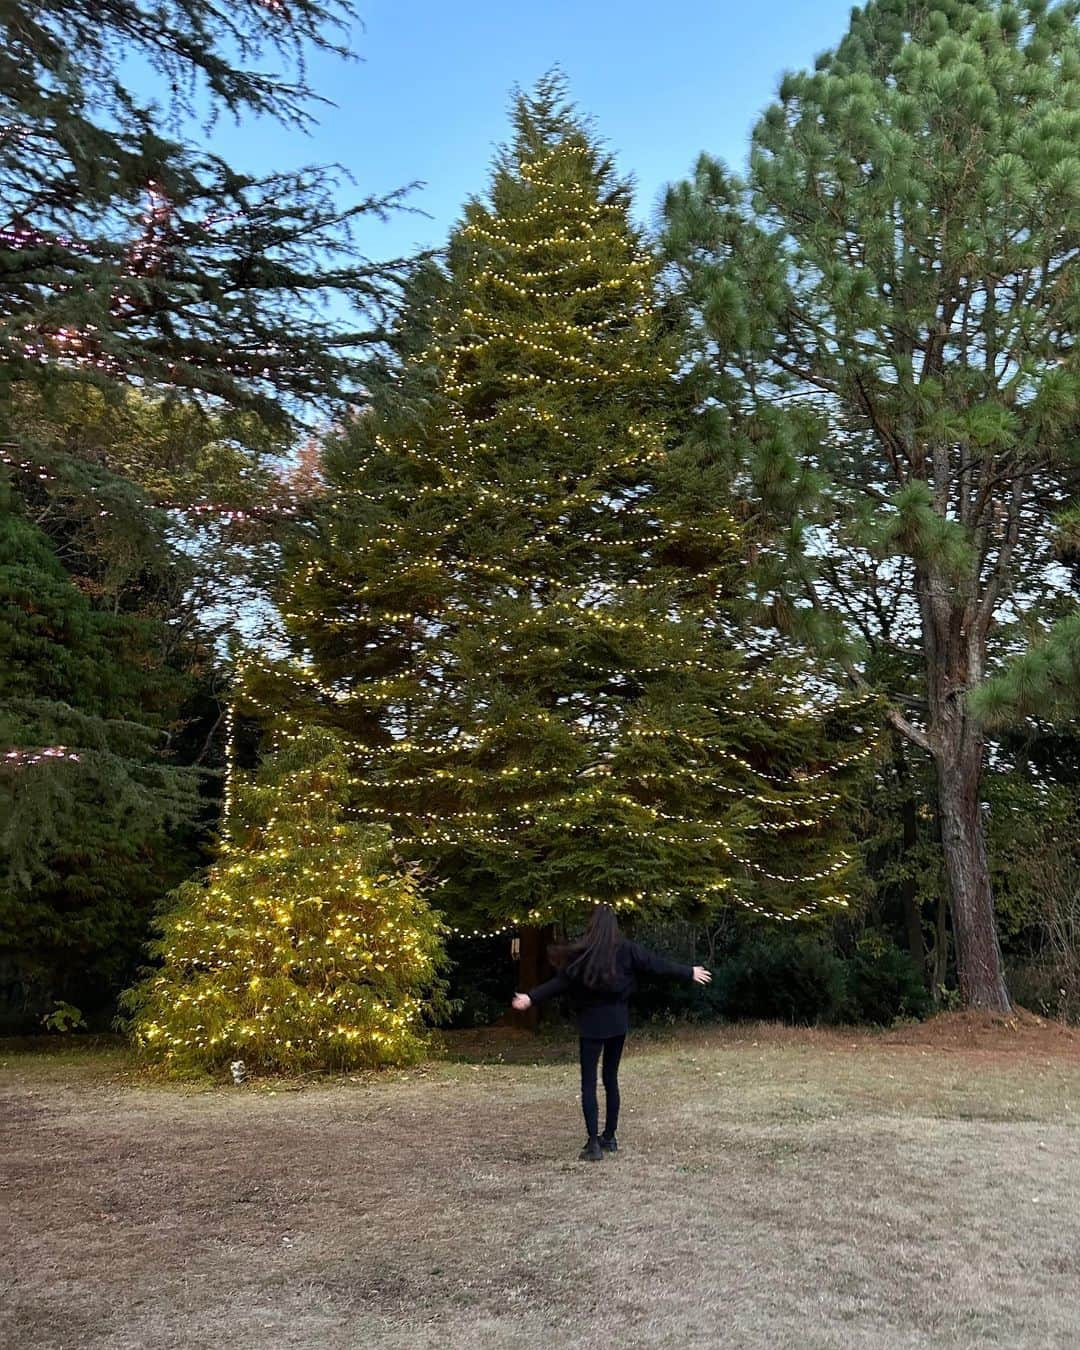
top-left (579, 1034), bottom-right (626, 1138)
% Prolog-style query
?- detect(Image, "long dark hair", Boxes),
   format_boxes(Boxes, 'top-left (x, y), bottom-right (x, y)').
top-left (550, 904), bottom-right (623, 989)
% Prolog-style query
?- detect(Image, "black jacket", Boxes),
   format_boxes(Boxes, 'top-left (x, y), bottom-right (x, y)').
top-left (527, 939), bottom-right (694, 1038)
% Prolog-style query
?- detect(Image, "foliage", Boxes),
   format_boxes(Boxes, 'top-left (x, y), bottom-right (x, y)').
top-left (721, 938), bottom-right (851, 1025)
top-left (13, 2), bottom-right (1080, 1037)
top-left (8, 381), bottom-right (286, 508)
top-left (1, 0), bottom-right (415, 1032)
top-left (1, 0), bottom-right (409, 421)
top-left (624, 919), bottom-right (929, 1026)
top-left (974, 612), bottom-right (1080, 726)
top-left (123, 726), bottom-right (447, 1074)
top-left (986, 766), bottom-right (1080, 1020)
top-left (274, 75), bottom-right (869, 937)
top-left (844, 931), bottom-right (931, 1024)
top-left (42, 1001), bottom-right (86, 1033)
top-left (442, 934), bottom-right (519, 1029)
top-left (0, 469), bottom-right (207, 1028)
top-left (1, 378), bottom-right (306, 662)
top-left (662, 0), bottom-right (1080, 1009)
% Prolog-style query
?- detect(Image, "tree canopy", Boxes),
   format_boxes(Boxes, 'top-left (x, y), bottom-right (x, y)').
top-left (1, 0), bottom-right (410, 421)
top-left (662, 0), bottom-right (1080, 1009)
top-left (269, 76), bottom-right (869, 936)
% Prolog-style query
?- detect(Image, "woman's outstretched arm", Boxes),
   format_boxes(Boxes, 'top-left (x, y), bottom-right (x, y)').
top-left (512, 968), bottom-right (570, 1011)
top-left (628, 942), bottom-right (711, 985)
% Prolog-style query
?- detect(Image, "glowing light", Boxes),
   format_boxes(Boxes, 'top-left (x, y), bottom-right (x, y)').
top-left (2, 746), bottom-right (81, 768)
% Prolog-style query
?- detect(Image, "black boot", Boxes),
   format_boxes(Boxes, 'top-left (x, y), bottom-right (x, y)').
top-left (579, 1136), bottom-right (604, 1161)
top-left (599, 1133), bottom-right (618, 1154)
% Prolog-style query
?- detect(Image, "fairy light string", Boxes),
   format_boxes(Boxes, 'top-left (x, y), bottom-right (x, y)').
top-left (269, 126), bottom-right (872, 937)
top-left (221, 691), bottom-right (237, 838)
top-left (0, 445), bottom-right (299, 526)
top-left (128, 728), bottom-right (446, 1069)
top-left (2, 746), bottom-right (82, 769)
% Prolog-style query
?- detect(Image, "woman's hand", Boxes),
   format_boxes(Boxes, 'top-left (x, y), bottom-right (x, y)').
top-left (692, 966), bottom-right (712, 985)
top-left (511, 992), bottom-right (532, 1011)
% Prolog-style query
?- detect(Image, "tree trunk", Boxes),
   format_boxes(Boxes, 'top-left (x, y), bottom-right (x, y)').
top-left (515, 924), bottom-right (556, 1031)
top-left (918, 559), bottom-right (1011, 1013)
top-left (934, 738), bottom-right (1010, 1011)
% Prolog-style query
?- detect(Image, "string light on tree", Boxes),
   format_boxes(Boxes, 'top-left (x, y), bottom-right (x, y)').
top-left (2, 746), bottom-right (81, 769)
top-left (272, 73), bottom-right (870, 940)
top-left (123, 726), bottom-right (446, 1074)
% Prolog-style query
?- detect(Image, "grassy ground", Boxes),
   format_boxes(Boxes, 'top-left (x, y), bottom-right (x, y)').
top-left (3, 1015), bottom-right (1080, 1350)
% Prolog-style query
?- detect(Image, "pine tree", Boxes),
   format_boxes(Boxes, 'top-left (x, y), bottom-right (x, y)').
top-left (975, 497), bottom-right (1080, 725)
top-left (123, 726), bottom-right (446, 1074)
top-left (0, 471), bottom-right (205, 1027)
top-left (277, 77), bottom-right (869, 938)
top-left (2, 0), bottom-right (412, 1024)
top-left (0, 329), bottom-right (320, 1034)
top-left (974, 613), bottom-right (1080, 725)
top-left (1, 0), bottom-right (407, 420)
top-left (662, 1), bottom-right (1080, 1011)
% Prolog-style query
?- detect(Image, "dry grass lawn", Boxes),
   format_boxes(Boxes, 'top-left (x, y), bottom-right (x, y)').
top-left (3, 1015), bottom-right (1080, 1350)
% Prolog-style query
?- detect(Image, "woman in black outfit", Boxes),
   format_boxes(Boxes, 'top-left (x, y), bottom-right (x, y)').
top-left (512, 905), bottom-right (711, 1160)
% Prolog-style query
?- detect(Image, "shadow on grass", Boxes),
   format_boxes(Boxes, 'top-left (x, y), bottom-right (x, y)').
top-left (432, 1023), bottom-right (581, 1065)
top-left (430, 1017), bottom-right (732, 1065)
top-left (0, 1032), bottom-right (127, 1059)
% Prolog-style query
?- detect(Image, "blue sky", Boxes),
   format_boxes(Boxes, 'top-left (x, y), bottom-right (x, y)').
top-left (173, 0), bottom-right (857, 262)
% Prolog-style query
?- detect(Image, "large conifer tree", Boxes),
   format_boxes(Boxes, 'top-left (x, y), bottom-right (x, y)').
top-left (1, 0), bottom-right (406, 418)
top-left (0, 470), bottom-right (205, 1026)
top-left (277, 77), bottom-right (867, 936)
top-left (0, 0), bottom-right (412, 1023)
top-left (662, 0), bottom-right (1080, 1010)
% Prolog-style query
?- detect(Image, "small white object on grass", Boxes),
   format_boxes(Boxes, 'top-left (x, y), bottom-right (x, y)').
top-left (230, 1060), bottom-right (248, 1085)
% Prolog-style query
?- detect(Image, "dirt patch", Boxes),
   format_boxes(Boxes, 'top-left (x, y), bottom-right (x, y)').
top-left (881, 1007), bottom-right (1080, 1059)
top-left (3, 1029), bottom-right (1080, 1349)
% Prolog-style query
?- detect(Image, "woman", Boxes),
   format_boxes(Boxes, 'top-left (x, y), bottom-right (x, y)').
top-left (511, 905), bottom-right (711, 1160)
